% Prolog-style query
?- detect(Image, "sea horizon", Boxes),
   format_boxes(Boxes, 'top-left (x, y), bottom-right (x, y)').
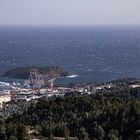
top-left (1, 26), bottom-right (140, 84)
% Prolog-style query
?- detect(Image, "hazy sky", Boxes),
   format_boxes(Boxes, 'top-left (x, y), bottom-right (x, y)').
top-left (0, 0), bottom-right (140, 26)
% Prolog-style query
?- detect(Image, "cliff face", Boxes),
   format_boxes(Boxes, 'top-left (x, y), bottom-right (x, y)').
top-left (2, 66), bottom-right (71, 79)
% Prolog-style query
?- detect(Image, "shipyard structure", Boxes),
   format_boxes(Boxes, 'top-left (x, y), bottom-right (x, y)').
top-left (28, 68), bottom-right (59, 89)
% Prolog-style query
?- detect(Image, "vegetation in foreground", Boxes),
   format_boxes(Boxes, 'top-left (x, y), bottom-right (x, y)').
top-left (0, 91), bottom-right (139, 140)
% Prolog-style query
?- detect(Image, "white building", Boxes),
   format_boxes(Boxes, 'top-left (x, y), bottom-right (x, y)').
top-left (0, 94), bottom-right (11, 108)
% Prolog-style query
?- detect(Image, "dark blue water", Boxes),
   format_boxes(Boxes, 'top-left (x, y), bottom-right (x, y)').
top-left (0, 26), bottom-right (140, 84)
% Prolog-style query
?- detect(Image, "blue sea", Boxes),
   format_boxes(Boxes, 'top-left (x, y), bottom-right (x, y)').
top-left (0, 26), bottom-right (140, 84)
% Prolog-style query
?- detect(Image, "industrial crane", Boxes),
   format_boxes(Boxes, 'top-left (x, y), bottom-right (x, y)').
top-left (28, 68), bottom-right (59, 89)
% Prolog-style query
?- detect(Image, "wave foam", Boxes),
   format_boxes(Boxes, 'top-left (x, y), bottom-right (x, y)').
top-left (67, 74), bottom-right (78, 78)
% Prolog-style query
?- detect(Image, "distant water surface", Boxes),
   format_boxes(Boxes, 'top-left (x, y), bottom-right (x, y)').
top-left (0, 26), bottom-right (140, 84)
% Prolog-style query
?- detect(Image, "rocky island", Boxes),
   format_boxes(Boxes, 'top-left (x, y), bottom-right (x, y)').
top-left (2, 66), bottom-right (71, 79)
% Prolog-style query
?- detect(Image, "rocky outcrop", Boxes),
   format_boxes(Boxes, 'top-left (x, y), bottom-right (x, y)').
top-left (2, 66), bottom-right (71, 79)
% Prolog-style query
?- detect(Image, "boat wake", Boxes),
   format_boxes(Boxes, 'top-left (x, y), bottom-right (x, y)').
top-left (67, 74), bottom-right (78, 78)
